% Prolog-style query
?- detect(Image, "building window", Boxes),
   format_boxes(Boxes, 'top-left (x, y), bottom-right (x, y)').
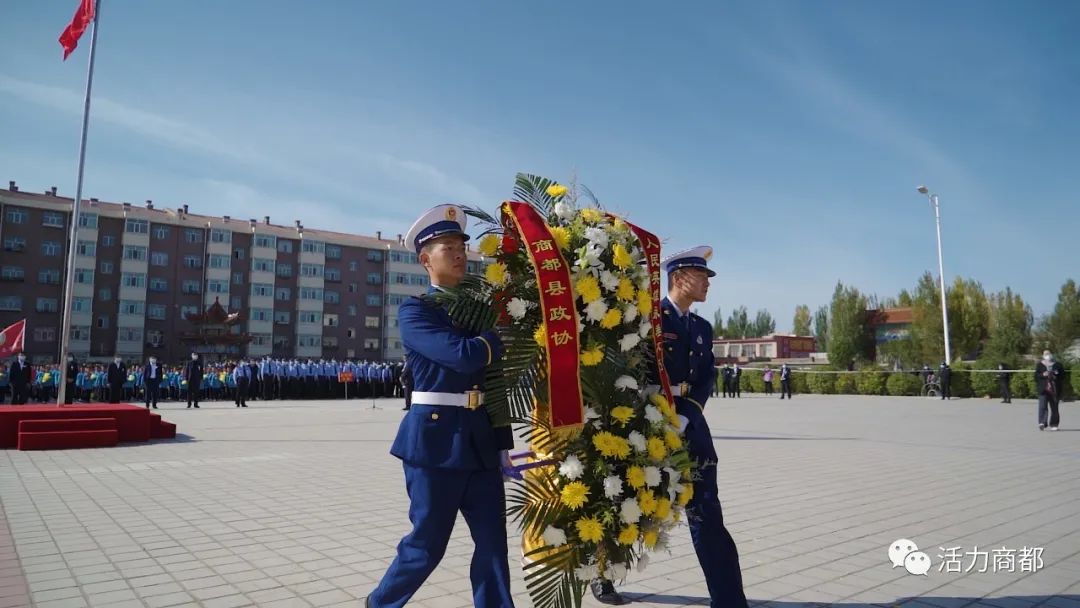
top-left (322, 336), bottom-right (338, 348)
top-left (125, 219), bottom-right (149, 234)
top-left (118, 327), bottom-right (143, 342)
top-left (72, 297), bottom-right (92, 313)
top-left (209, 254), bottom-right (230, 269)
top-left (120, 300), bottom-right (145, 315)
top-left (386, 294), bottom-right (409, 306)
top-left (147, 304), bottom-right (166, 319)
top-left (101, 235), bottom-right (116, 247)
top-left (5, 208), bottom-right (27, 224)
top-left (38, 269), bottom-right (61, 285)
top-left (148, 278), bottom-right (168, 292)
top-left (252, 258), bottom-right (275, 273)
top-left (274, 311), bottom-right (291, 324)
top-left (250, 283), bottom-right (273, 297)
top-left (96, 316), bottom-right (109, 329)
top-left (33, 327), bottom-right (57, 342)
top-left (250, 333), bottom-right (272, 346)
top-left (39, 241), bottom-right (61, 256)
top-left (367, 272), bottom-right (382, 285)
top-left (363, 338), bottom-right (380, 351)
top-left (349, 261), bottom-right (358, 271)
top-left (325, 244), bottom-right (342, 259)
top-left (366, 294), bottom-right (381, 307)
top-left (231, 272), bottom-right (244, 285)
top-left (207, 279), bottom-right (229, 294)
top-left (74, 269), bottom-right (93, 284)
top-left (254, 234), bottom-right (276, 249)
top-left (147, 329), bottom-right (164, 346)
top-left (150, 252), bottom-right (169, 266)
top-left (1, 266), bottom-right (25, 281)
top-left (123, 245), bottom-right (148, 261)
top-left (99, 261), bottom-right (114, 274)
top-left (277, 240), bottom-right (293, 253)
top-left (122, 273), bottom-right (146, 288)
top-left (230, 296), bottom-right (243, 310)
top-left (297, 335), bottom-right (321, 348)
top-left (36, 298), bottom-right (59, 313)
top-left (233, 248), bottom-right (245, 261)
top-left (324, 290), bottom-right (340, 304)
top-left (348, 283), bottom-right (358, 294)
top-left (364, 316), bottom-right (380, 329)
top-left (3, 237), bottom-right (27, 251)
top-left (183, 255), bottom-right (202, 269)
top-left (77, 240), bottom-right (96, 257)
top-left (367, 250), bottom-right (383, 262)
top-left (97, 288), bottom-right (111, 301)
top-left (300, 263), bottom-right (324, 278)
top-left (250, 308), bottom-right (272, 322)
top-left (79, 213), bottom-right (98, 229)
top-left (302, 240), bottom-right (325, 254)
top-left (276, 263), bottom-right (292, 278)
top-left (153, 226), bottom-right (169, 240)
top-left (182, 280), bottom-right (201, 294)
top-left (180, 305), bottom-right (199, 318)
top-left (390, 251), bottom-right (418, 264)
top-left (69, 326), bottom-right (91, 341)
top-left (275, 287), bottom-right (291, 301)
top-left (298, 311), bottom-right (322, 324)
top-left (299, 287), bottom-right (323, 300)
top-left (185, 229), bottom-right (203, 243)
top-left (348, 304), bottom-right (357, 316)
top-left (324, 268), bottom-right (341, 282)
top-left (346, 328), bottom-right (356, 338)
top-left (210, 229), bottom-right (231, 243)
top-left (0, 296), bottom-right (22, 311)
top-left (324, 314), bottom-right (339, 327)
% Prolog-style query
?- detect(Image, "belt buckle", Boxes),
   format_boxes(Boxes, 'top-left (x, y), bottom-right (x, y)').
top-left (679, 382), bottom-right (689, 397)
top-left (466, 390), bottom-right (482, 410)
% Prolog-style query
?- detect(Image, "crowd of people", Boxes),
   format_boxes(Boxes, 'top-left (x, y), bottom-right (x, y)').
top-left (0, 352), bottom-right (410, 407)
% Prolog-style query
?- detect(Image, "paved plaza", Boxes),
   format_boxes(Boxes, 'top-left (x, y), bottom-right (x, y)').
top-left (2, 394), bottom-right (1079, 608)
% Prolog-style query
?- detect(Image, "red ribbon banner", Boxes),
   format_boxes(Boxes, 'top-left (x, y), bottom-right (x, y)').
top-left (501, 202), bottom-right (585, 433)
top-left (622, 221), bottom-right (675, 407)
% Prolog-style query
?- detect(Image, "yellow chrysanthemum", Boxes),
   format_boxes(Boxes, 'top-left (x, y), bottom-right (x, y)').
top-left (477, 234), bottom-right (500, 256)
top-left (576, 516), bottom-right (604, 543)
top-left (636, 289), bottom-right (652, 316)
top-left (677, 483), bottom-right (694, 506)
top-left (626, 465), bottom-right (646, 489)
top-left (600, 309), bottom-right (622, 329)
top-left (647, 437), bottom-right (667, 461)
top-left (484, 262), bottom-right (508, 286)
top-left (650, 393), bottom-right (671, 414)
top-left (655, 497), bottom-right (672, 521)
top-left (575, 275), bottom-right (602, 304)
top-left (612, 217), bottom-right (626, 230)
top-left (673, 509), bottom-right (682, 523)
top-left (664, 429), bottom-right (682, 450)
top-left (580, 208), bottom-right (602, 223)
top-left (549, 225), bottom-right (570, 251)
top-left (610, 406), bottom-right (635, 427)
top-left (546, 183), bottom-right (568, 198)
top-left (612, 243), bottom-right (634, 270)
top-left (616, 277), bottom-right (635, 302)
top-left (534, 325), bottom-right (547, 348)
top-left (560, 481), bottom-right (590, 509)
top-left (617, 523), bottom-right (639, 546)
top-left (581, 346), bottom-right (604, 367)
top-left (593, 431), bottom-right (631, 459)
top-left (643, 529), bottom-right (659, 549)
top-left (637, 490), bottom-right (658, 516)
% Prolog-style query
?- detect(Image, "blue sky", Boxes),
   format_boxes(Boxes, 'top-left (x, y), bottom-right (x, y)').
top-left (2, 1), bottom-right (1077, 330)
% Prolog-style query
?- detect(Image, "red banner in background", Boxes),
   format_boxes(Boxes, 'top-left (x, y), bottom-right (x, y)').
top-left (622, 222), bottom-right (675, 407)
top-left (501, 201), bottom-right (584, 432)
top-left (0, 319), bottom-right (26, 359)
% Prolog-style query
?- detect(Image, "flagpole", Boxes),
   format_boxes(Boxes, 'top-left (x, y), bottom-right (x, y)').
top-left (57, 0), bottom-right (102, 407)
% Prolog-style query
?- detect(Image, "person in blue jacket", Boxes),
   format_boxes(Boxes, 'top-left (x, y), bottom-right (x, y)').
top-left (366, 204), bottom-right (514, 608)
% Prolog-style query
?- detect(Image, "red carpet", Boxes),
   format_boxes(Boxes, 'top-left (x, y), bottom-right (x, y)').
top-left (0, 404), bottom-right (177, 450)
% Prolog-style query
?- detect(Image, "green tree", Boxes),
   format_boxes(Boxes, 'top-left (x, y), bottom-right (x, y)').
top-left (878, 337), bottom-right (920, 370)
top-left (946, 277), bottom-right (990, 359)
top-left (751, 309), bottom-right (776, 338)
top-left (827, 281), bottom-right (875, 369)
top-left (712, 307), bottom-right (724, 338)
top-left (910, 272), bottom-right (946, 364)
top-left (726, 306), bottom-right (751, 338)
top-left (1035, 279), bottom-right (1080, 356)
top-left (814, 306), bottom-right (829, 352)
top-left (793, 305), bottom-right (812, 336)
top-left (984, 287), bottom-right (1033, 362)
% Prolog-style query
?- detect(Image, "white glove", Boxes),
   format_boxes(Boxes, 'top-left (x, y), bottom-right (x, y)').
top-left (676, 415), bottom-right (690, 432)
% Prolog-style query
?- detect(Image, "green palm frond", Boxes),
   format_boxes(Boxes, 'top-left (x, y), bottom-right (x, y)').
top-left (523, 545), bottom-right (585, 608)
top-left (463, 205), bottom-right (501, 233)
top-left (578, 183), bottom-right (601, 207)
top-left (514, 173), bottom-right (559, 216)
top-left (518, 414), bottom-right (572, 457)
top-left (506, 467), bottom-right (565, 535)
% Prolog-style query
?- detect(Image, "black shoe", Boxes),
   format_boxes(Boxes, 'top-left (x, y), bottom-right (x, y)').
top-left (194, 404), bottom-right (199, 408)
top-left (241, 404), bottom-right (248, 407)
top-left (590, 579), bottom-right (628, 605)
top-left (152, 405), bottom-right (158, 409)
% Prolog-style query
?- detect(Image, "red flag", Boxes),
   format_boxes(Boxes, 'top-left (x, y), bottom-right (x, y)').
top-left (59, 0), bottom-right (96, 60)
top-left (0, 319), bottom-right (26, 359)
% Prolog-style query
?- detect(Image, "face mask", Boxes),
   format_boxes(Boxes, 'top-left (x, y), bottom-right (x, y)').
top-left (115, 359), bottom-right (121, 364)
top-left (18, 356), bottom-right (25, 362)
top-left (150, 359), bottom-right (157, 364)
top-left (1044, 355), bottom-right (1052, 362)
top-left (191, 355), bottom-right (198, 360)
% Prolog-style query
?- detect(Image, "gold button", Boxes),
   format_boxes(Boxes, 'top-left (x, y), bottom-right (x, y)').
top-left (431, 413), bottom-right (440, 420)
top-left (667, 347), bottom-right (673, 352)
top-left (473, 385), bottom-right (479, 389)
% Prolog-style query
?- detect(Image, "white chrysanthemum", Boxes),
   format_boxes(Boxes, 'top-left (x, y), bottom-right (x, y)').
top-left (620, 497), bottom-right (642, 524)
top-left (578, 321), bottom-right (585, 334)
top-left (599, 270), bottom-right (620, 292)
top-left (506, 298), bottom-right (529, 320)
top-left (614, 375), bottom-right (639, 391)
top-left (554, 201), bottom-right (575, 220)
top-left (620, 333), bottom-right (642, 352)
top-left (638, 319), bottom-right (652, 338)
top-left (644, 405), bottom-right (663, 423)
top-left (668, 483), bottom-right (684, 502)
top-left (583, 227), bottom-right (609, 249)
top-left (638, 274), bottom-right (650, 291)
top-left (585, 407), bottom-right (601, 420)
top-left (663, 466), bottom-right (681, 485)
top-left (559, 455), bottom-right (584, 480)
top-left (607, 562), bottom-right (627, 581)
top-left (644, 466), bottom-right (662, 488)
top-left (623, 304), bottom-right (639, 323)
top-left (542, 526), bottom-right (567, 547)
top-left (603, 475), bottom-right (623, 499)
top-left (628, 431), bottom-right (647, 453)
top-left (574, 563), bottom-right (599, 580)
top-left (575, 248), bottom-right (602, 275)
top-left (637, 554), bottom-right (650, 572)
top-left (585, 298), bottom-right (609, 323)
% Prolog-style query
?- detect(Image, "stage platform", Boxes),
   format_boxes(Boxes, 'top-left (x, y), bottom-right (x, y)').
top-left (0, 403), bottom-right (177, 450)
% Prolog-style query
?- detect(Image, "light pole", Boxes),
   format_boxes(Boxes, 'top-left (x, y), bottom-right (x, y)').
top-left (917, 185), bottom-right (951, 364)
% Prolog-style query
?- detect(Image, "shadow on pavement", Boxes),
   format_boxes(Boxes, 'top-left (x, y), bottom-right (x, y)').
top-left (624, 594), bottom-right (1080, 607)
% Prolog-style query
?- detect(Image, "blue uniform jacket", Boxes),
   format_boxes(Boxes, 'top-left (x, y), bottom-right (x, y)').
top-left (389, 292), bottom-right (512, 471)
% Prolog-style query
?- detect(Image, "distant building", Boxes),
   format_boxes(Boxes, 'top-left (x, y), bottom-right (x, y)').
top-left (868, 307), bottom-right (913, 346)
top-left (712, 334), bottom-right (817, 363)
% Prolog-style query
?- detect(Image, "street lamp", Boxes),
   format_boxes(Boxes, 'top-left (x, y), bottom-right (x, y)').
top-left (916, 185), bottom-right (951, 364)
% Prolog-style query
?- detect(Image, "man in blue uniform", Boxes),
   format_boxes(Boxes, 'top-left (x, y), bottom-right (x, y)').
top-left (367, 204), bottom-right (515, 608)
top-left (636, 246), bottom-right (747, 607)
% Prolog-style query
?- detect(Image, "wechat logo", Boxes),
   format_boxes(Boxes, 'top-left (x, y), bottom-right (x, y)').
top-left (889, 538), bottom-right (931, 576)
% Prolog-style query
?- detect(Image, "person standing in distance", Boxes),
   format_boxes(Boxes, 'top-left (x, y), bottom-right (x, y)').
top-left (366, 205), bottom-right (514, 608)
top-left (184, 353), bottom-right (203, 408)
top-left (1036, 350), bottom-right (1065, 431)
